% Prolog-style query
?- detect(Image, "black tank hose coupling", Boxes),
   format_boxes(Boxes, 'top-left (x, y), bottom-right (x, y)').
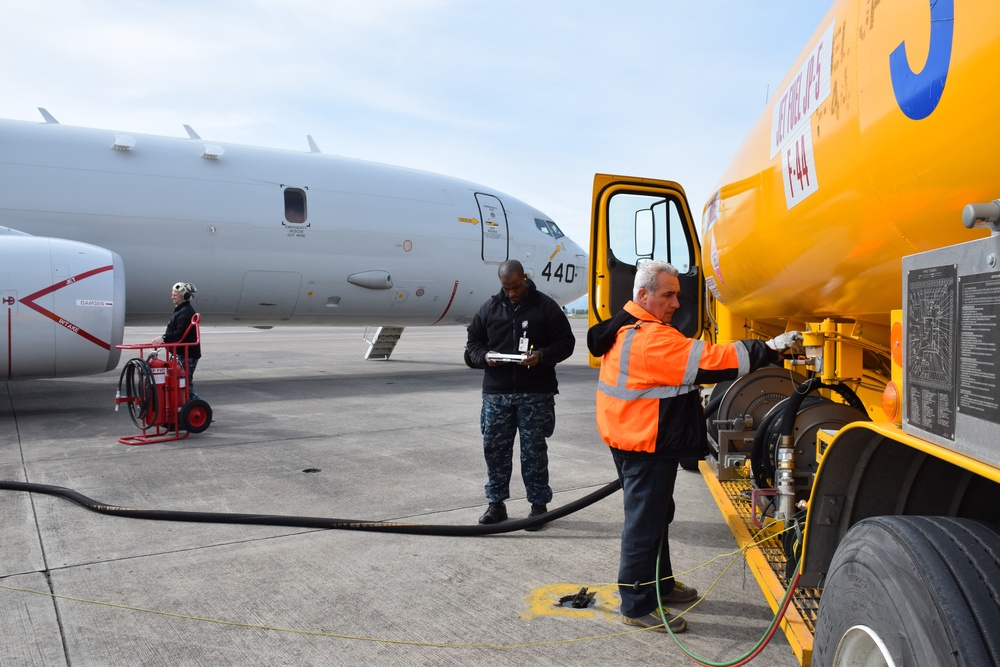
top-left (771, 377), bottom-right (866, 520)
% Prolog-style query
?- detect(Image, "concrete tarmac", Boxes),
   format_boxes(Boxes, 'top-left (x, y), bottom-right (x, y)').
top-left (1, 319), bottom-right (800, 666)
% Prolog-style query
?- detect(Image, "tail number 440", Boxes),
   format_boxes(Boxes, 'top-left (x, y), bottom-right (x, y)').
top-left (541, 262), bottom-right (576, 283)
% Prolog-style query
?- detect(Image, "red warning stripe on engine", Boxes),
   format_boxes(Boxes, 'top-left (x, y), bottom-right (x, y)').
top-left (20, 265), bottom-right (114, 350)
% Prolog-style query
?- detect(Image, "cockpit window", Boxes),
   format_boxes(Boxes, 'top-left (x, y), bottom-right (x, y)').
top-left (535, 218), bottom-right (565, 239)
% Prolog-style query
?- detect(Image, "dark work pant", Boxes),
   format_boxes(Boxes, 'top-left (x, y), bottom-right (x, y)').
top-left (611, 449), bottom-right (678, 618)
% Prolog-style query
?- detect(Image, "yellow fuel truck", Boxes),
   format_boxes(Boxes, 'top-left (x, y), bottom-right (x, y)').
top-left (588, 1), bottom-right (1000, 665)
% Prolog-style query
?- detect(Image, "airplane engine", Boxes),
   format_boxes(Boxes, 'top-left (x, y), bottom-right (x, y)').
top-left (0, 234), bottom-right (125, 379)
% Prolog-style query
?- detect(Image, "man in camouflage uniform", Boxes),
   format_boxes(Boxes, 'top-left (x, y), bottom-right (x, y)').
top-left (466, 260), bottom-right (576, 529)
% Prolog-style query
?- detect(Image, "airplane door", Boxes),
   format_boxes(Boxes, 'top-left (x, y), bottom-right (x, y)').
top-left (236, 271), bottom-right (302, 319)
top-left (475, 193), bottom-right (508, 263)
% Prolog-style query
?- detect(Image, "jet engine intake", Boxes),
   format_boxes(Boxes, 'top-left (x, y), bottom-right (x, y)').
top-left (0, 235), bottom-right (125, 379)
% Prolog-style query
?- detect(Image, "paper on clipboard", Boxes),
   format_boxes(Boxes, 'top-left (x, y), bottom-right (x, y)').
top-left (486, 352), bottom-right (527, 363)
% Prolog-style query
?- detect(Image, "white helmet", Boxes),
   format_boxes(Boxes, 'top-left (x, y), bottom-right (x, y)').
top-left (172, 282), bottom-right (196, 300)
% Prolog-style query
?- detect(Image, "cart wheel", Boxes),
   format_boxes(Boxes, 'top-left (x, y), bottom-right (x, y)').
top-left (179, 399), bottom-right (212, 434)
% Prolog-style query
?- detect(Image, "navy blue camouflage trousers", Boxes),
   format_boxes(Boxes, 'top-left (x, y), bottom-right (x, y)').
top-left (480, 392), bottom-right (555, 506)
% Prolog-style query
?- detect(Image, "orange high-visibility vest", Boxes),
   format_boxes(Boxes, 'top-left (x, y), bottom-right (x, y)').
top-left (596, 301), bottom-right (749, 454)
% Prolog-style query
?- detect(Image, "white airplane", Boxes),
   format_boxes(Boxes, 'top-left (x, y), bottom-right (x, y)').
top-left (0, 109), bottom-right (587, 380)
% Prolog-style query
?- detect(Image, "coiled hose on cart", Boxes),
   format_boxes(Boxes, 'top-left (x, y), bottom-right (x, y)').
top-left (0, 478), bottom-right (621, 535)
top-left (116, 357), bottom-right (158, 430)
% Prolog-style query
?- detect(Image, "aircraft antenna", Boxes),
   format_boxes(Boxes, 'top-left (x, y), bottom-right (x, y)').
top-left (184, 125), bottom-right (202, 139)
top-left (38, 108), bottom-right (59, 124)
top-left (307, 135), bottom-right (322, 153)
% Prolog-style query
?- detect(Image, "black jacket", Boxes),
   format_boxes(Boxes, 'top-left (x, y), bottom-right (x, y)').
top-left (466, 280), bottom-right (575, 394)
top-left (162, 300), bottom-right (201, 360)
top-left (587, 307), bottom-right (638, 357)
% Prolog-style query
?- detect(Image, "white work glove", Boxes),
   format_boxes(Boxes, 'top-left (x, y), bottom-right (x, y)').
top-left (766, 331), bottom-right (804, 354)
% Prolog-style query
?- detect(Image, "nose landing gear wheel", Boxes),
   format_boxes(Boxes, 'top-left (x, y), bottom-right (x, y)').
top-left (179, 399), bottom-right (212, 434)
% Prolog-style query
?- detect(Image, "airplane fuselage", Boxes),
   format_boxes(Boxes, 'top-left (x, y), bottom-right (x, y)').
top-left (0, 117), bottom-right (587, 378)
top-left (3, 119), bottom-right (586, 326)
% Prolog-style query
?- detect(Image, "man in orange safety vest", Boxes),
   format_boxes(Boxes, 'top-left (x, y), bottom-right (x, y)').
top-left (588, 260), bottom-right (802, 634)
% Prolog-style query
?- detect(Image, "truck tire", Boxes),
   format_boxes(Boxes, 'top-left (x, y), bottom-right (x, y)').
top-left (812, 516), bottom-right (1000, 667)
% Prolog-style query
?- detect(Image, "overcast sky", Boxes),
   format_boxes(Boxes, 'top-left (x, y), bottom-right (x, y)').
top-left (0, 0), bottom-right (831, 253)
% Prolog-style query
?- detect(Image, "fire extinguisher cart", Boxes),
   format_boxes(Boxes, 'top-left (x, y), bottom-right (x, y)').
top-left (114, 313), bottom-right (212, 445)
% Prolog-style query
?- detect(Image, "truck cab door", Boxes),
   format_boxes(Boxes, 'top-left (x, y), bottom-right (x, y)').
top-left (589, 174), bottom-right (703, 339)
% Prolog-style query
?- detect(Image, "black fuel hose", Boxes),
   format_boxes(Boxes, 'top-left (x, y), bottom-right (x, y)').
top-left (775, 377), bottom-right (866, 438)
top-left (0, 478), bottom-right (622, 536)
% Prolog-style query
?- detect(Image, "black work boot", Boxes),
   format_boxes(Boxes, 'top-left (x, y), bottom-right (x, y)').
top-left (524, 504), bottom-right (547, 532)
top-left (478, 502), bottom-right (507, 524)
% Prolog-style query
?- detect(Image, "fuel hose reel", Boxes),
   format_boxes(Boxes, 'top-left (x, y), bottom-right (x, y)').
top-left (705, 368), bottom-right (807, 480)
top-left (749, 379), bottom-right (869, 499)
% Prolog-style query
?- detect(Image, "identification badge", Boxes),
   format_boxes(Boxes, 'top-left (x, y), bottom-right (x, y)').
top-left (518, 337), bottom-right (529, 352)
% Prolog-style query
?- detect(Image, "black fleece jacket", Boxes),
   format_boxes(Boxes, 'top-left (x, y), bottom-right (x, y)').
top-left (466, 280), bottom-right (575, 394)
top-left (162, 300), bottom-right (201, 359)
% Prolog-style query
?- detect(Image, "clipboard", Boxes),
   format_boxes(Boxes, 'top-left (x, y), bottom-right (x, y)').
top-left (486, 352), bottom-right (528, 363)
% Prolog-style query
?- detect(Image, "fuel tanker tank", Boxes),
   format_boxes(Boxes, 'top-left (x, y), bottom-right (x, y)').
top-left (701, 0), bottom-right (999, 326)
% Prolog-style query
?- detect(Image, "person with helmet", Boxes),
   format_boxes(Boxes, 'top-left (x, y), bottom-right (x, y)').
top-left (587, 260), bottom-right (803, 634)
top-left (152, 282), bottom-right (202, 399)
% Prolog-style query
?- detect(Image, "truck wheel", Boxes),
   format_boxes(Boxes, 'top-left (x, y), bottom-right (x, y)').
top-left (179, 399), bottom-right (213, 434)
top-left (812, 516), bottom-right (1000, 667)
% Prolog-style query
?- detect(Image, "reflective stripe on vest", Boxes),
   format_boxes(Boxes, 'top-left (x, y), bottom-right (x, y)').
top-left (597, 324), bottom-right (698, 401)
top-left (735, 340), bottom-right (750, 377)
top-left (597, 328), bottom-right (749, 401)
